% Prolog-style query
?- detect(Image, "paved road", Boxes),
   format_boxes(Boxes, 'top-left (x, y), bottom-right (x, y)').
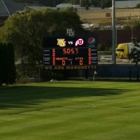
top-left (3, 0), bottom-right (25, 15)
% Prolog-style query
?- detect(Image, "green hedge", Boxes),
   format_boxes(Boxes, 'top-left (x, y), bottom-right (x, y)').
top-left (0, 43), bottom-right (16, 86)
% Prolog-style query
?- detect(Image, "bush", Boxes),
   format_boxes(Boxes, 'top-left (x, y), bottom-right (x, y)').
top-left (85, 5), bottom-right (89, 10)
top-left (98, 40), bottom-right (112, 51)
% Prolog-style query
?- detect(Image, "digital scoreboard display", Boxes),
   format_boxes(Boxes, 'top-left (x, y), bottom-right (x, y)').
top-left (43, 37), bottom-right (98, 70)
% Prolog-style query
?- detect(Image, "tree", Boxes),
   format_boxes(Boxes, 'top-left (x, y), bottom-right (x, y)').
top-left (129, 37), bottom-right (140, 64)
top-left (0, 8), bottom-right (84, 63)
top-left (128, 39), bottom-right (140, 81)
top-left (0, 8), bottom-right (84, 79)
top-left (0, 43), bottom-right (16, 86)
top-left (122, 24), bottom-right (132, 30)
top-left (123, 20), bottom-right (140, 30)
top-left (136, 3), bottom-right (140, 8)
top-left (132, 20), bottom-right (140, 29)
top-left (98, 40), bottom-right (112, 51)
top-left (122, 21), bottom-right (140, 80)
top-left (85, 5), bottom-right (89, 10)
top-left (101, 0), bottom-right (112, 9)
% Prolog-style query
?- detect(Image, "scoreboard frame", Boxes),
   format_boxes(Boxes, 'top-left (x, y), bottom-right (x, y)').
top-left (43, 36), bottom-right (98, 70)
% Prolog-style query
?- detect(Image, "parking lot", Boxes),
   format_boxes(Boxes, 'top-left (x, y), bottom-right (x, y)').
top-left (98, 55), bottom-right (134, 64)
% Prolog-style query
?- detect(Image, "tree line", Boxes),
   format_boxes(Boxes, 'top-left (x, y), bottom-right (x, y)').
top-left (1, 6), bottom-right (140, 83)
top-left (0, 8), bottom-right (84, 82)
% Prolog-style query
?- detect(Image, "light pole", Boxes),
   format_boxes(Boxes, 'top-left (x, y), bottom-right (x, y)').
top-left (139, 0), bottom-right (140, 18)
top-left (112, 0), bottom-right (116, 64)
top-left (80, 0), bottom-right (82, 14)
top-left (16, 11), bottom-right (24, 72)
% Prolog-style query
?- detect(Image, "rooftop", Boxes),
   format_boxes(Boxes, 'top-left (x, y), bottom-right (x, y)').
top-left (26, 6), bottom-right (56, 11)
top-left (0, 0), bottom-right (10, 16)
top-left (0, 0), bottom-right (25, 17)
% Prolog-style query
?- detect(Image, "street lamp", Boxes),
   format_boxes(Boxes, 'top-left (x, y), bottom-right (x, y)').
top-left (112, 0), bottom-right (116, 64)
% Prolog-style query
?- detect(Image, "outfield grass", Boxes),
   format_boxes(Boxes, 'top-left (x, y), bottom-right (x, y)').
top-left (0, 81), bottom-right (140, 140)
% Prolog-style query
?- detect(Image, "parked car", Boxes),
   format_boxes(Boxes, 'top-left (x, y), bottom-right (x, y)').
top-left (100, 56), bottom-right (112, 61)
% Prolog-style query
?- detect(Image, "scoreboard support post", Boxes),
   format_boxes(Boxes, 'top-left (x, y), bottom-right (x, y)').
top-left (52, 69), bottom-right (55, 80)
top-left (64, 69), bottom-right (66, 80)
top-left (93, 72), bottom-right (95, 81)
top-left (93, 70), bottom-right (97, 81)
top-left (85, 69), bottom-right (88, 79)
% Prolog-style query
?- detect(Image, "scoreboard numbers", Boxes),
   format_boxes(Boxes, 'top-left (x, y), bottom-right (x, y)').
top-left (43, 37), bottom-right (98, 70)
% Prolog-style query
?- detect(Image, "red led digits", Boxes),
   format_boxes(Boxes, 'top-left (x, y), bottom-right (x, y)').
top-left (66, 48), bottom-right (71, 54)
top-left (88, 57), bottom-right (92, 61)
top-left (79, 59), bottom-right (83, 66)
top-left (62, 60), bottom-right (66, 66)
top-left (88, 48), bottom-right (92, 52)
top-left (88, 60), bottom-right (92, 65)
top-left (75, 48), bottom-right (78, 54)
top-left (75, 57), bottom-right (83, 66)
top-left (63, 49), bottom-right (66, 54)
top-left (88, 48), bottom-right (92, 65)
top-left (63, 48), bottom-right (78, 54)
top-left (52, 49), bottom-right (55, 53)
top-left (52, 49), bottom-right (55, 65)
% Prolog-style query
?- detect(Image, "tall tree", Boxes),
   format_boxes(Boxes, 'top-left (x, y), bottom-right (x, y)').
top-left (0, 8), bottom-right (84, 66)
top-left (0, 43), bottom-right (16, 86)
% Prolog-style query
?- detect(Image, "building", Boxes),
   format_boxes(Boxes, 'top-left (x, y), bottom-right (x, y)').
top-left (0, 0), bottom-right (9, 27)
top-left (0, 0), bottom-right (25, 27)
top-left (56, 3), bottom-right (80, 9)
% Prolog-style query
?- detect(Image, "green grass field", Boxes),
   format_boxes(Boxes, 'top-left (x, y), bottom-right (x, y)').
top-left (0, 81), bottom-right (140, 140)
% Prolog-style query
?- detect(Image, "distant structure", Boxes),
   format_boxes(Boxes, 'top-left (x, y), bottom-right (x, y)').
top-left (0, 0), bottom-right (10, 17)
top-left (56, 3), bottom-right (80, 9)
top-left (21, 3), bottom-right (81, 11)
top-left (0, 0), bottom-right (10, 27)
top-left (26, 6), bottom-right (55, 11)
top-left (0, 0), bottom-right (26, 27)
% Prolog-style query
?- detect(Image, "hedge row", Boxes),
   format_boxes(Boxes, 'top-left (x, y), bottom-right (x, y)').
top-left (0, 43), bottom-right (16, 86)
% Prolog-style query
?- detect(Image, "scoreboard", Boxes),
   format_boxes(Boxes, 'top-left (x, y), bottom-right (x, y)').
top-left (43, 37), bottom-right (98, 70)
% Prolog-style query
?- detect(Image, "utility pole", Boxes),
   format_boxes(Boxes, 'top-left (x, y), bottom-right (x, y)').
top-left (139, 0), bottom-right (140, 18)
top-left (112, 0), bottom-right (116, 64)
top-left (80, 0), bottom-right (82, 14)
top-left (16, 11), bottom-right (24, 72)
